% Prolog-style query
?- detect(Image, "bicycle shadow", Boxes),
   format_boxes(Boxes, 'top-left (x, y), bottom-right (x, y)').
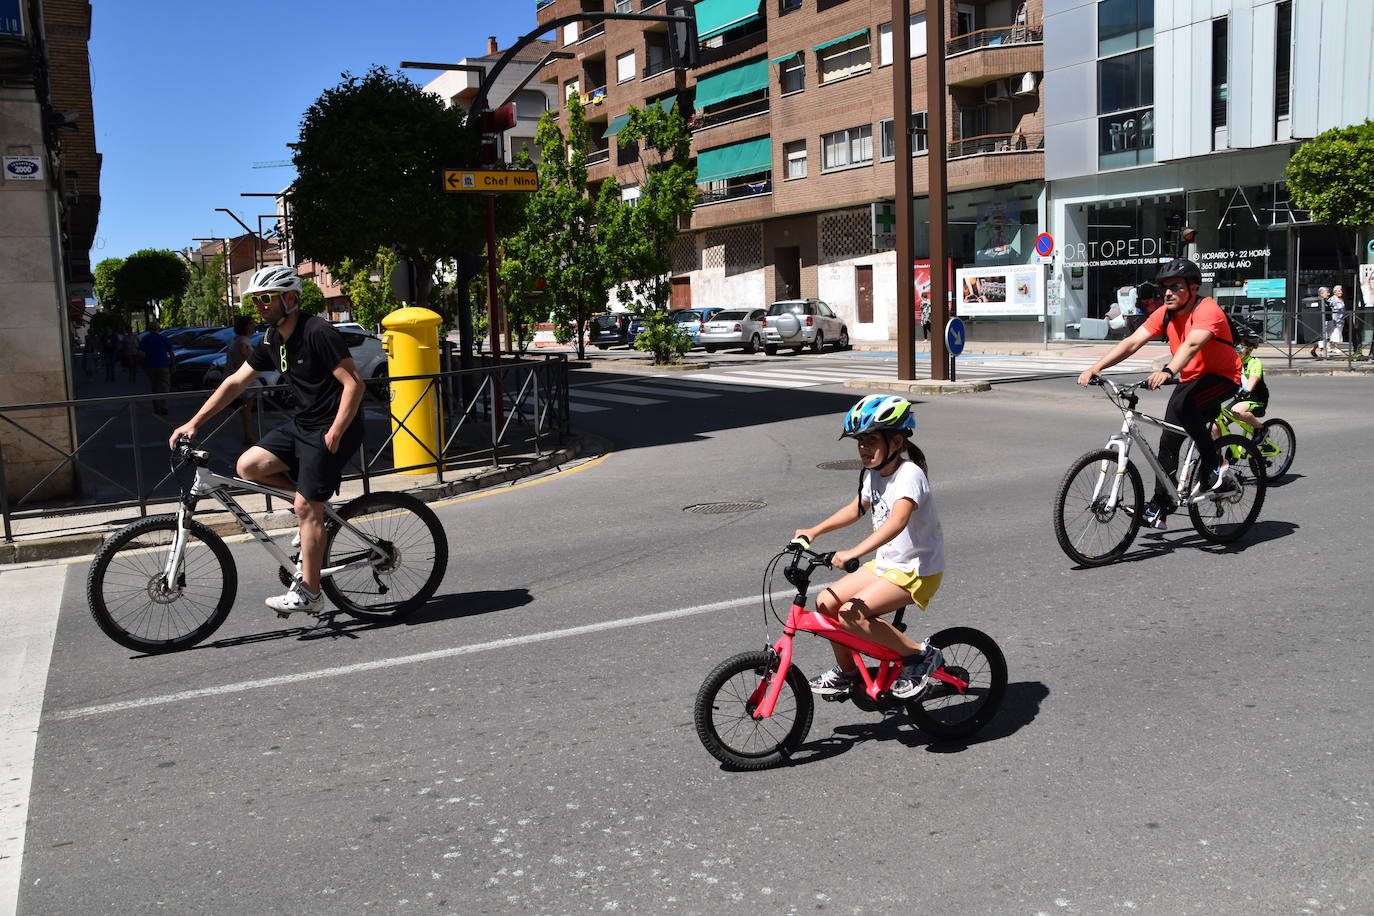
top-left (184, 588), bottom-right (534, 652)
top-left (1101, 518), bottom-right (1300, 566)
top-left (766, 680), bottom-right (1050, 769)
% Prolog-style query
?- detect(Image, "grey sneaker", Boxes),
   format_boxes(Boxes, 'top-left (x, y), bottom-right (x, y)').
top-left (1141, 502), bottom-right (1169, 530)
top-left (809, 665), bottom-right (857, 697)
top-left (891, 645), bottom-right (943, 700)
top-left (265, 582), bottom-right (323, 616)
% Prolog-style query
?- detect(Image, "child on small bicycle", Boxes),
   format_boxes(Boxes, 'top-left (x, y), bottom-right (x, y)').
top-left (793, 395), bottom-right (944, 701)
top-left (1214, 332), bottom-right (1269, 440)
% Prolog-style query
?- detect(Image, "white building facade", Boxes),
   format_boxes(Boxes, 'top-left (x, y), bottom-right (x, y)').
top-left (1042, 0), bottom-right (1374, 340)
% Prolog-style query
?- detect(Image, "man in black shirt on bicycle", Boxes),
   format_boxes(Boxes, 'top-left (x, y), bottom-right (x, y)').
top-left (170, 265), bottom-right (365, 615)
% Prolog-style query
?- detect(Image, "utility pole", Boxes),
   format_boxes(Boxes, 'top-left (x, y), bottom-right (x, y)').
top-left (926, 0), bottom-right (950, 380)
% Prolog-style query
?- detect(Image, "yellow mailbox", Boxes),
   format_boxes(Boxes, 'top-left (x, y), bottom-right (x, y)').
top-left (381, 307), bottom-right (443, 474)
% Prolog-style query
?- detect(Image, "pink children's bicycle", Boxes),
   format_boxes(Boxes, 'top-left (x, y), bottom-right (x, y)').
top-left (694, 540), bottom-right (1007, 770)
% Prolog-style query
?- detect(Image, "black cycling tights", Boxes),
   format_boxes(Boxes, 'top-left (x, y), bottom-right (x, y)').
top-left (1155, 373), bottom-right (1239, 506)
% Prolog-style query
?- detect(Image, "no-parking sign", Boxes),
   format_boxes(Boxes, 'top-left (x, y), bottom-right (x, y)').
top-left (1033, 232), bottom-right (1054, 263)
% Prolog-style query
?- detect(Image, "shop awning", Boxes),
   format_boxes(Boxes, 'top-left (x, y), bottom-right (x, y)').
top-left (692, 58), bottom-right (770, 110)
top-left (696, 136), bottom-right (772, 183)
top-left (694, 0), bottom-right (763, 41)
top-left (603, 113), bottom-right (631, 138)
top-left (813, 28), bottom-right (868, 52)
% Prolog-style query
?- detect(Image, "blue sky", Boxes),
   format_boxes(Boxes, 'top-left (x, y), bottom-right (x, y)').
top-left (89, 1), bottom-right (530, 262)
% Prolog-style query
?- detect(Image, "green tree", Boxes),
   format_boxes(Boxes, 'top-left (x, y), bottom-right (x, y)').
top-left (298, 277), bottom-right (326, 316)
top-left (614, 100), bottom-right (698, 363)
top-left (184, 250), bottom-right (230, 325)
top-left (339, 248), bottom-right (403, 331)
top-left (117, 249), bottom-right (190, 320)
top-left (501, 96), bottom-right (622, 360)
top-left (93, 257), bottom-right (125, 314)
top-left (292, 66), bottom-right (492, 310)
top-left (1285, 119), bottom-right (1374, 230)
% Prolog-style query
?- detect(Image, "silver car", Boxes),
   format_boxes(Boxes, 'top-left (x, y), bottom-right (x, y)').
top-left (699, 308), bottom-right (766, 353)
top-left (761, 299), bottom-right (850, 354)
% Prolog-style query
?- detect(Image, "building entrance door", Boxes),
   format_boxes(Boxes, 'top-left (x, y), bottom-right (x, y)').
top-left (774, 246), bottom-right (801, 301)
top-left (670, 277), bottom-right (692, 310)
top-left (855, 265), bottom-right (873, 323)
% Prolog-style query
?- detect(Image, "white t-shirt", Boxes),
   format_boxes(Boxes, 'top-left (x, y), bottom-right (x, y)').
top-left (861, 458), bottom-right (945, 576)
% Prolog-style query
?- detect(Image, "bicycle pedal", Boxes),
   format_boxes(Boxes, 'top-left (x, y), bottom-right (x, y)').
top-left (274, 610), bottom-right (291, 619)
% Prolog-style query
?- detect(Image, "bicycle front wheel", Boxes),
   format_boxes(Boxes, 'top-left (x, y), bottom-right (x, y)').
top-left (1259, 418), bottom-right (1295, 480)
top-left (694, 650), bottom-right (813, 770)
top-left (86, 515), bottom-right (237, 653)
top-left (905, 627), bottom-right (1007, 739)
top-left (1188, 435), bottom-right (1266, 543)
top-left (1053, 448), bottom-right (1144, 567)
top-left (321, 491), bottom-right (448, 621)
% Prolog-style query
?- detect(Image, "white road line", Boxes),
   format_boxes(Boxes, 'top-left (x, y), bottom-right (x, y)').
top-left (567, 401), bottom-right (609, 413)
top-left (684, 372), bottom-right (816, 388)
top-left (608, 382), bottom-right (719, 399)
top-left (0, 566), bottom-right (66, 916)
top-left (636, 378), bottom-right (770, 395)
top-left (569, 389), bottom-right (665, 406)
top-left (51, 594), bottom-right (756, 722)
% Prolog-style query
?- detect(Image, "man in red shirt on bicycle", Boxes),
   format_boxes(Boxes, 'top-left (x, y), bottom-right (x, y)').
top-left (1077, 258), bottom-right (1242, 529)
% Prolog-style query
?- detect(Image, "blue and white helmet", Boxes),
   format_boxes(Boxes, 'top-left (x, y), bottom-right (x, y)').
top-left (840, 394), bottom-right (916, 439)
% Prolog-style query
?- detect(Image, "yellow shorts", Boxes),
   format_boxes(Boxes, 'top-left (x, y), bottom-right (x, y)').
top-left (864, 562), bottom-right (943, 609)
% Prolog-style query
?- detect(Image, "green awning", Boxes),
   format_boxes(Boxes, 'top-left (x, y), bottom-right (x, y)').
top-left (694, 0), bottom-right (762, 41)
top-left (603, 113), bottom-right (631, 138)
top-left (813, 28), bottom-right (868, 52)
top-left (696, 136), bottom-right (772, 183)
top-left (693, 58), bottom-right (769, 110)
top-left (771, 51), bottom-right (800, 64)
top-left (648, 97), bottom-right (678, 114)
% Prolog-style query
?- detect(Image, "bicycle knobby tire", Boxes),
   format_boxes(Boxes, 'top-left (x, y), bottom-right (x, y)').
top-left (87, 514), bottom-right (237, 653)
top-left (1053, 448), bottom-right (1144, 567)
top-left (321, 491), bottom-right (448, 621)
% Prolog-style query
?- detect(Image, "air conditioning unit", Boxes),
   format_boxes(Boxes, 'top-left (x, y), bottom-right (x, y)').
top-left (984, 79), bottom-right (1010, 102)
top-left (1014, 71), bottom-right (1038, 96)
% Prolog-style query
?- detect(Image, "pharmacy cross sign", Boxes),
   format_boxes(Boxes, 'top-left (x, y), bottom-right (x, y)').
top-left (872, 201), bottom-right (897, 247)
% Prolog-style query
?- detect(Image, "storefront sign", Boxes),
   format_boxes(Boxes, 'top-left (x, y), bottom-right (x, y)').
top-left (1199, 248), bottom-right (1272, 273)
top-left (955, 264), bottom-right (1044, 317)
top-left (3, 156), bottom-right (42, 181)
top-left (1242, 278), bottom-right (1286, 298)
top-left (1062, 236), bottom-right (1168, 268)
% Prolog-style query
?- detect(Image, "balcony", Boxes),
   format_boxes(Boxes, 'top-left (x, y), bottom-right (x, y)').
top-left (696, 173), bottom-right (773, 207)
top-left (699, 20), bottom-right (768, 69)
top-left (945, 25), bottom-right (1043, 88)
top-left (948, 132), bottom-right (1044, 159)
top-left (690, 95), bottom-right (770, 131)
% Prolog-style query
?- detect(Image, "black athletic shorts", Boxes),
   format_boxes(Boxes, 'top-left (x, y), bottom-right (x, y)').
top-left (256, 417), bottom-right (364, 502)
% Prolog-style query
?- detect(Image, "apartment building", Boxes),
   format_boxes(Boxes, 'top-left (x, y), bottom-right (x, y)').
top-left (1043, 0), bottom-right (1374, 341)
top-left (535, 0), bottom-right (1046, 341)
top-left (422, 36), bottom-right (560, 163)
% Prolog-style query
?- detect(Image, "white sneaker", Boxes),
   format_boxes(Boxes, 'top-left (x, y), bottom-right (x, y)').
top-left (266, 583), bottom-right (323, 615)
top-left (290, 530), bottom-right (301, 549)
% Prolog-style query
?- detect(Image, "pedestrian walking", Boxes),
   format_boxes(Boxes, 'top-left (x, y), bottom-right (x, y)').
top-left (102, 331), bottom-right (118, 381)
top-left (1321, 285), bottom-right (1347, 359)
top-left (138, 320), bottom-right (175, 415)
top-left (121, 327), bottom-right (140, 381)
top-left (1310, 287), bottom-right (1330, 358)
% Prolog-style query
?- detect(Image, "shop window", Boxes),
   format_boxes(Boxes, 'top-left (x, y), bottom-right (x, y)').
top-left (1098, 0), bottom-right (1154, 56)
top-left (821, 124), bottom-right (873, 171)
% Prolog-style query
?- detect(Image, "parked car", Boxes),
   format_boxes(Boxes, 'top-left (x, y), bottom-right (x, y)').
top-left (172, 326), bottom-right (235, 363)
top-left (202, 328), bottom-right (388, 391)
top-left (699, 308), bottom-right (766, 353)
top-left (671, 307), bottom-right (726, 347)
top-left (590, 313), bottom-right (635, 349)
top-left (761, 299), bottom-right (850, 354)
top-left (172, 331), bottom-right (265, 390)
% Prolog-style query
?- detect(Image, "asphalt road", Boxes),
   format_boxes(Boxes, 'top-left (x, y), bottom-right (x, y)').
top-left (11, 367), bottom-right (1373, 915)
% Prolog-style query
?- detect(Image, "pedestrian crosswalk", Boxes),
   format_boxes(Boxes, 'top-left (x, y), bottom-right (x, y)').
top-left (568, 354), bottom-right (1158, 412)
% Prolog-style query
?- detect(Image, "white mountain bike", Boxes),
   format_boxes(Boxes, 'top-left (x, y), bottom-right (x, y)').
top-left (1052, 376), bottom-right (1266, 567)
top-left (86, 437), bottom-right (448, 653)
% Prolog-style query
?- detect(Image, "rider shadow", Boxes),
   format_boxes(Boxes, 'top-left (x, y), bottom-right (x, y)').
top-left (1110, 518), bottom-right (1300, 566)
top-left (1267, 472), bottom-right (1303, 487)
top-left (192, 588), bottom-right (534, 651)
top-left (779, 680), bottom-right (1050, 768)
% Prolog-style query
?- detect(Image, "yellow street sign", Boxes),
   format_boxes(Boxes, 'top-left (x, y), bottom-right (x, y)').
top-left (443, 169), bottom-right (538, 193)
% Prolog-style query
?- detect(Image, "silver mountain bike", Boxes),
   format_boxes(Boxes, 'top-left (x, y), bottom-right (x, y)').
top-left (87, 437), bottom-right (448, 653)
top-left (1052, 375), bottom-right (1267, 567)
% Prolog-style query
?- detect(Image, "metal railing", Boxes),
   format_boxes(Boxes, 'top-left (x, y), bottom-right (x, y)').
top-left (948, 132), bottom-right (1044, 158)
top-left (1233, 304), bottom-right (1374, 368)
top-left (946, 24), bottom-right (1044, 56)
top-left (689, 95), bottom-right (769, 130)
top-left (695, 173), bottom-right (772, 206)
top-left (0, 356), bottom-right (571, 541)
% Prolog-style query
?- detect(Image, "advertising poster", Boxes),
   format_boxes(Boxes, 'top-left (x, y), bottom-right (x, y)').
top-left (976, 200), bottom-right (1020, 261)
top-left (955, 264), bottom-right (1044, 317)
top-left (914, 259), bottom-right (931, 324)
top-left (1360, 264), bottom-right (1374, 308)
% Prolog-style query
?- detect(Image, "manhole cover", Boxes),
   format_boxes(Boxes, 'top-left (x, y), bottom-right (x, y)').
top-left (684, 500), bottom-right (766, 515)
top-left (817, 459), bottom-right (863, 471)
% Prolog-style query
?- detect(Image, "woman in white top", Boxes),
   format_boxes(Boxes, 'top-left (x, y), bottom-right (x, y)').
top-left (794, 395), bottom-right (946, 701)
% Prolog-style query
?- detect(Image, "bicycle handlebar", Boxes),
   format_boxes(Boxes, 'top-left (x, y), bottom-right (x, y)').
top-left (786, 536), bottom-right (861, 573)
top-left (172, 435), bottom-right (210, 467)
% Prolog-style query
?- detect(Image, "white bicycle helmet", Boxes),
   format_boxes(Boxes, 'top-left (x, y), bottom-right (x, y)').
top-left (242, 265), bottom-right (302, 326)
